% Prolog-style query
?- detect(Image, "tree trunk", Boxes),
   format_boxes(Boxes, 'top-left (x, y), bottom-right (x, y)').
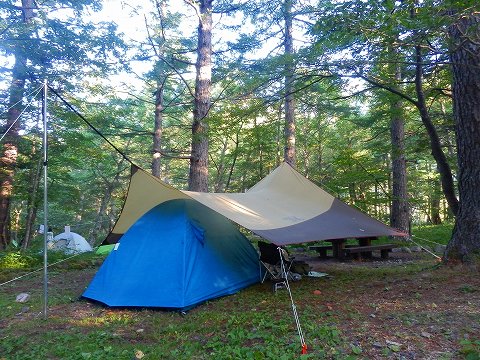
top-left (348, 183), bottom-right (356, 205)
top-left (254, 117), bottom-right (264, 179)
top-left (151, 0), bottom-right (167, 178)
top-left (430, 196), bottom-right (442, 225)
top-left (152, 78), bottom-right (164, 178)
top-left (21, 0), bottom-right (35, 21)
top-left (390, 106), bottom-right (409, 234)
top-left (317, 120), bottom-right (323, 181)
top-left (430, 171), bottom-right (442, 225)
top-left (0, 0), bottom-right (34, 250)
top-left (21, 149), bottom-right (43, 249)
top-left (213, 139), bottom-right (228, 192)
top-left (188, 0), bottom-right (212, 192)
top-left (89, 160), bottom-right (126, 244)
top-left (390, 122), bottom-right (407, 226)
top-left (225, 131), bottom-right (240, 191)
top-left (0, 56), bottom-right (26, 249)
top-left (90, 184), bottom-right (115, 245)
top-left (276, 105), bottom-right (282, 166)
top-left (283, 0), bottom-right (296, 166)
top-left (415, 45), bottom-right (459, 216)
top-left (445, 13), bottom-right (480, 262)
top-left (11, 207), bottom-right (22, 247)
top-left (389, 56), bottom-right (409, 235)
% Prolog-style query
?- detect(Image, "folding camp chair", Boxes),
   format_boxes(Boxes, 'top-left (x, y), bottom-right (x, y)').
top-left (258, 241), bottom-right (295, 291)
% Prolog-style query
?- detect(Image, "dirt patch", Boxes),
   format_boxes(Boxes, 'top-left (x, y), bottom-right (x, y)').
top-left (295, 251), bottom-right (480, 359)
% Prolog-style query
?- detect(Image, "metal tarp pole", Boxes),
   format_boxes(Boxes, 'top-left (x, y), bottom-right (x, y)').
top-left (42, 79), bottom-right (48, 319)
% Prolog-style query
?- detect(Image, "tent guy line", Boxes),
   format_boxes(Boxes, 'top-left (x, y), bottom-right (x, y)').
top-left (0, 249), bottom-right (93, 288)
top-left (0, 84), bottom-right (44, 142)
top-left (47, 85), bottom-right (135, 166)
top-left (278, 247), bottom-right (307, 354)
top-left (408, 236), bottom-right (442, 260)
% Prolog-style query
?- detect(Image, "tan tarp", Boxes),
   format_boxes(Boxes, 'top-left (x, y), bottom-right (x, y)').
top-left (108, 167), bottom-right (189, 239)
top-left (105, 163), bottom-right (405, 245)
top-left (184, 163), bottom-right (335, 230)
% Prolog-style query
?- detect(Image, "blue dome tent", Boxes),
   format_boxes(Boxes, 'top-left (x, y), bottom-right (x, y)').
top-left (83, 199), bottom-right (260, 310)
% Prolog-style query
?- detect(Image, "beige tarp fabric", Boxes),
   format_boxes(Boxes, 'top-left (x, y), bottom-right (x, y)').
top-left (109, 167), bottom-right (190, 237)
top-left (184, 163), bottom-right (334, 230)
top-left (106, 163), bottom-right (405, 245)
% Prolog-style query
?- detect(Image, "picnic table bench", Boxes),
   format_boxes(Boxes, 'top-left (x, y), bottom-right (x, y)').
top-left (344, 244), bottom-right (397, 259)
top-left (309, 238), bottom-right (397, 260)
top-left (309, 244), bottom-right (363, 257)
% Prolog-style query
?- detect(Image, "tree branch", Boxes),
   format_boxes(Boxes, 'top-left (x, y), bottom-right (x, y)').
top-left (352, 73), bottom-right (419, 106)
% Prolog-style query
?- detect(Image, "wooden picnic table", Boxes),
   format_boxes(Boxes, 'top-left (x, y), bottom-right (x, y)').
top-left (326, 238), bottom-right (349, 259)
top-left (310, 237), bottom-right (396, 260)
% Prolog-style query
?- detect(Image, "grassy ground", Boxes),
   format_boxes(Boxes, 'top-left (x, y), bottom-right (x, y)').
top-left (1, 225), bottom-right (479, 359)
top-left (410, 222), bottom-right (454, 245)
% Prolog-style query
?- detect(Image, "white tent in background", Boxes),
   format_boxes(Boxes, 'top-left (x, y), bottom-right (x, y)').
top-left (49, 226), bottom-right (92, 254)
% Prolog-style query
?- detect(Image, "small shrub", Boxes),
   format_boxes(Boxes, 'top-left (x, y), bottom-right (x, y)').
top-left (458, 285), bottom-right (477, 294)
top-left (0, 251), bottom-right (37, 269)
top-left (460, 339), bottom-right (480, 360)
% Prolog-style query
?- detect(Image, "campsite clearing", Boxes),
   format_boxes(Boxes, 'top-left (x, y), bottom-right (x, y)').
top-left (1, 250), bottom-right (479, 359)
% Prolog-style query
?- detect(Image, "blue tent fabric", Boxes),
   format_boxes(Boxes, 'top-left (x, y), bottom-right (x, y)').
top-left (83, 199), bottom-right (260, 309)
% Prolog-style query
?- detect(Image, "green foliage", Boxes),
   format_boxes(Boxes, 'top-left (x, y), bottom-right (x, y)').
top-left (459, 339), bottom-right (480, 360)
top-left (350, 344), bottom-right (362, 355)
top-left (411, 223), bottom-right (454, 246)
top-left (0, 0), bottom-right (127, 79)
top-left (0, 248), bottom-right (102, 273)
top-left (0, 251), bottom-right (37, 269)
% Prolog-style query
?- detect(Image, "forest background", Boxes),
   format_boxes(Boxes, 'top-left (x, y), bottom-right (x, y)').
top-left (0, 0), bottom-right (479, 262)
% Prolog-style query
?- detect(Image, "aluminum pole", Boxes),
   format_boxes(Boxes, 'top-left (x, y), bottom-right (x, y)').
top-left (42, 79), bottom-right (48, 319)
